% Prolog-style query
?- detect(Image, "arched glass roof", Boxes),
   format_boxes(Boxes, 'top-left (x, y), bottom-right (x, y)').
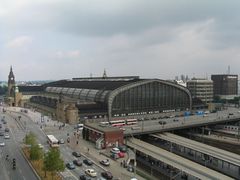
top-left (45, 87), bottom-right (110, 103)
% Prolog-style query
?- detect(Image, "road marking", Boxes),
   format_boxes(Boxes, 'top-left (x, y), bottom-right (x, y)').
top-left (65, 169), bottom-right (78, 180)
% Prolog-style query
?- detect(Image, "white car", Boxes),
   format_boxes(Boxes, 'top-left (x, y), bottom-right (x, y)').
top-left (0, 142), bottom-right (5, 146)
top-left (4, 134), bottom-right (10, 139)
top-left (110, 147), bottom-right (120, 154)
top-left (38, 144), bottom-right (44, 148)
top-left (85, 169), bottom-right (97, 177)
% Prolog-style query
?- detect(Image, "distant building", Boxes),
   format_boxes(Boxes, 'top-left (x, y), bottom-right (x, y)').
top-left (174, 80), bottom-right (187, 87)
top-left (187, 78), bottom-right (213, 104)
top-left (211, 74), bottom-right (238, 99)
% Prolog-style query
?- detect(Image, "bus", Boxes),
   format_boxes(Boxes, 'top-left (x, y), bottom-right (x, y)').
top-left (99, 122), bottom-right (110, 126)
top-left (109, 120), bottom-right (125, 127)
top-left (126, 119), bottom-right (138, 125)
top-left (47, 135), bottom-right (59, 148)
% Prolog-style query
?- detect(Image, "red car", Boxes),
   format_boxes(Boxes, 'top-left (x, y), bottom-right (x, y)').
top-left (117, 152), bottom-right (125, 158)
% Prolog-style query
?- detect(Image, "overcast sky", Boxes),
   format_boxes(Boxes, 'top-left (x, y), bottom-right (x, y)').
top-left (0, 0), bottom-right (240, 81)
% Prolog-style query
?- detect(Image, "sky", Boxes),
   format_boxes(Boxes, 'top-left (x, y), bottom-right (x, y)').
top-left (0, 0), bottom-right (240, 81)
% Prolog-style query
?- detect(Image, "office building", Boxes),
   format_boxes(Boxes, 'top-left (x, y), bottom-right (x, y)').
top-left (187, 78), bottom-right (213, 104)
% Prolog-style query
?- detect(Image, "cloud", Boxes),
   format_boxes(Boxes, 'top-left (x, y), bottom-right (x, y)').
top-left (6, 35), bottom-right (33, 48)
top-left (54, 50), bottom-right (80, 59)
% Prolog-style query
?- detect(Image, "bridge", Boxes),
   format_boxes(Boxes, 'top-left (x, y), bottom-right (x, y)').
top-left (123, 108), bottom-right (240, 136)
top-left (126, 138), bottom-right (234, 180)
top-left (150, 133), bottom-right (240, 179)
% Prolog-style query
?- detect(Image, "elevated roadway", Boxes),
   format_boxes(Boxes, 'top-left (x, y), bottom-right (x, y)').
top-left (152, 132), bottom-right (240, 167)
top-left (127, 138), bottom-right (234, 180)
top-left (124, 108), bottom-right (240, 136)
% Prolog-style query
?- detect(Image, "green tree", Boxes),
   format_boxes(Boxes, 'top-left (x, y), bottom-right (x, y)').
top-left (30, 144), bottom-right (43, 161)
top-left (25, 132), bottom-right (36, 146)
top-left (43, 148), bottom-right (65, 179)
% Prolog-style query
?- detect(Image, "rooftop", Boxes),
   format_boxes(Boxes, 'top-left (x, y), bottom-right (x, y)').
top-left (85, 122), bottom-right (123, 133)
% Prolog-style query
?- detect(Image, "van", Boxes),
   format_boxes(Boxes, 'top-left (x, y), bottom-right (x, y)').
top-left (204, 111), bottom-right (210, 114)
top-left (77, 124), bottom-right (84, 130)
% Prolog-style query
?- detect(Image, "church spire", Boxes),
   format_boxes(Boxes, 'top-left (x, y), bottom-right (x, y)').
top-left (102, 69), bottom-right (107, 79)
top-left (8, 65), bottom-right (15, 97)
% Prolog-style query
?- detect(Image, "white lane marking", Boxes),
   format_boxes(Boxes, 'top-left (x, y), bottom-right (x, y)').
top-left (65, 169), bottom-right (78, 180)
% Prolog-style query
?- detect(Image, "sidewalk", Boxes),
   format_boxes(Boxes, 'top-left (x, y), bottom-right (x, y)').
top-left (68, 134), bottom-right (145, 180)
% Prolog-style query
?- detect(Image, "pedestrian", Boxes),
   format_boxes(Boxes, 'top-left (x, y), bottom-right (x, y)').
top-left (120, 161), bottom-right (123, 167)
top-left (87, 148), bottom-right (89, 153)
top-left (76, 141), bottom-right (78, 145)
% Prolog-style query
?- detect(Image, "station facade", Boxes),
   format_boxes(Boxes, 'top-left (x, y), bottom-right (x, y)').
top-left (25, 76), bottom-right (192, 124)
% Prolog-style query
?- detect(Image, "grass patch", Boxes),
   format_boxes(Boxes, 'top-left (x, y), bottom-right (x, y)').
top-left (23, 147), bottom-right (62, 180)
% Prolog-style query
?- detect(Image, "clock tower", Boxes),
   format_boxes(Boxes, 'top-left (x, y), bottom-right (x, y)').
top-left (7, 66), bottom-right (15, 97)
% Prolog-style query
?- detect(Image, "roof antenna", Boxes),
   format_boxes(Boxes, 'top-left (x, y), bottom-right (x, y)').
top-left (227, 65), bottom-right (230, 74)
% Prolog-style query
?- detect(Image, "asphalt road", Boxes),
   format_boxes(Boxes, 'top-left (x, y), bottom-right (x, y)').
top-left (0, 112), bottom-right (38, 180)
top-left (123, 107), bottom-right (240, 135)
top-left (4, 108), bottom-right (110, 180)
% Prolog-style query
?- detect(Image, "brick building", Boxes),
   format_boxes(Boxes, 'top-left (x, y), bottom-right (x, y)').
top-left (83, 123), bottom-right (124, 149)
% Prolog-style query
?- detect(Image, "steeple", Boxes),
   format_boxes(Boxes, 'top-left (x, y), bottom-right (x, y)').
top-left (8, 65), bottom-right (15, 81)
top-left (102, 69), bottom-right (107, 79)
top-left (8, 65), bottom-right (15, 97)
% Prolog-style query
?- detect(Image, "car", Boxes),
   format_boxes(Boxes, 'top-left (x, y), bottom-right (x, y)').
top-left (229, 113), bottom-right (234, 116)
top-left (66, 162), bottom-right (75, 170)
top-left (110, 153), bottom-right (119, 159)
top-left (100, 159), bottom-right (110, 166)
top-left (83, 159), bottom-right (93, 166)
top-left (85, 169), bottom-right (97, 177)
top-left (73, 159), bottom-right (82, 166)
top-left (4, 134), bottom-right (10, 139)
top-left (79, 174), bottom-right (91, 180)
top-left (2, 120), bottom-right (6, 124)
top-left (5, 128), bottom-right (9, 132)
top-left (110, 147), bottom-right (120, 154)
top-left (0, 124), bottom-right (2, 128)
top-left (119, 145), bottom-right (127, 152)
top-left (173, 119), bottom-right (179, 122)
top-left (158, 121), bottom-right (166, 125)
top-left (101, 171), bottom-right (113, 179)
top-left (127, 165), bottom-right (134, 172)
top-left (59, 139), bottom-right (65, 144)
top-left (72, 151), bottom-right (81, 157)
top-left (0, 131), bottom-right (4, 136)
top-left (38, 144), bottom-right (44, 148)
top-left (117, 152), bottom-right (125, 158)
top-left (0, 142), bottom-right (5, 146)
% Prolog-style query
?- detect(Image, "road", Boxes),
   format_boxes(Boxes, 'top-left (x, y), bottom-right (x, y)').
top-left (123, 107), bottom-right (240, 135)
top-left (4, 107), bottom-right (112, 180)
top-left (0, 112), bottom-right (38, 180)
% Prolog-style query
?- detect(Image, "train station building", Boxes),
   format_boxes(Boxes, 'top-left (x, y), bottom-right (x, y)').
top-left (25, 76), bottom-right (192, 124)
top-left (6, 68), bottom-right (193, 125)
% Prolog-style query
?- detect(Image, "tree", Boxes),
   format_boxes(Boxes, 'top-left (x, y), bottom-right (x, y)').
top-left (25, 132), bottom-right (36, 146)
top-left (30, 144), bottom-right (43, 161)
top-left (43, 148), bottom-right (65, 179)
